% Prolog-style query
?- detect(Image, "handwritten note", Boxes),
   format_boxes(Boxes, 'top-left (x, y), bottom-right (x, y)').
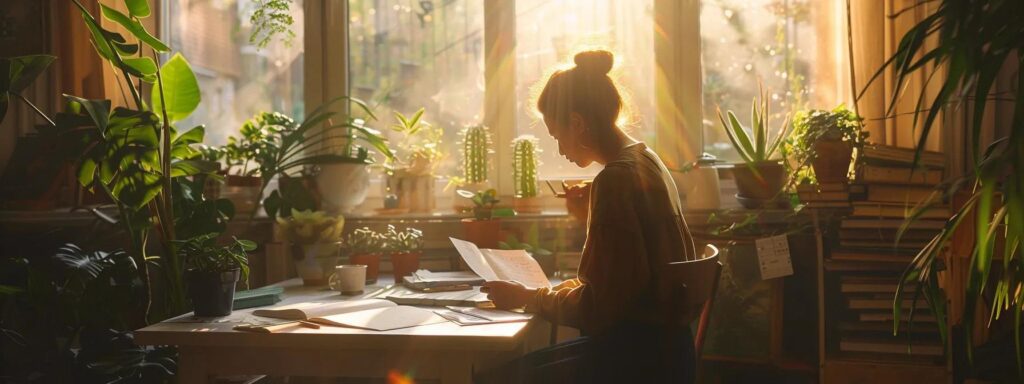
top-left (449, 238), bottom-right (552, 289)
top-left (755, 234), bottom-right (793, 280)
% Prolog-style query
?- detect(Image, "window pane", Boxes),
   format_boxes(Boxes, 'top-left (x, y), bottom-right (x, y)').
top-left (348, 0), bottom-right (485, 176)
top-left (515, 0), bottom-right (656, 179)
top-left (701, 0), bottom-right (830, 162)
top-left (165, 0), bottom-right (305, 145)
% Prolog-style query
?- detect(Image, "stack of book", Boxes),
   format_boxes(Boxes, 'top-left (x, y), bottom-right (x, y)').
top-left (797, 182), bottom-right (853, 208)
top-left (828, 144), bottom-right (949, 362)
top-left (402, 269), bottom-right (485, 291)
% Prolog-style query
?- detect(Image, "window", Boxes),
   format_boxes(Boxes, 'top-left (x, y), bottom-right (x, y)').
top-left (514, 0), bottom-right (656, 179)
top-left (348, 0), bottom-right (485, 178)
top-left (163, 0), bottom-right (306, 146)
top-left (700, 0), bottom-right (843, 162)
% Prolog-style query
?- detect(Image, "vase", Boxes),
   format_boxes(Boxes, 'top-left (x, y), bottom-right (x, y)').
top-left (811, 139), bottom-right (854, 183)
top-left (390, 251), bottom-right (422, 282)
top-left (186, 268), bottom-right (240, 317)
top-left (317, 163), bottom-right (370, 214)
top-left (349, 253), bottom-right (381, 284)
top-left (291, 242), bottom-right (340, 286)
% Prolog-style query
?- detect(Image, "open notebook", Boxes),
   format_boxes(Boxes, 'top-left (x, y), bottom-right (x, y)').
top-left (449, 237), bottom-right (553, 289)
top-left (252, 299), bottom-right (447, 331)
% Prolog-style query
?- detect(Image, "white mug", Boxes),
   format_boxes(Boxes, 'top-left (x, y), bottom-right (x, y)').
top-left (329, 264), bottom-right (367, 295)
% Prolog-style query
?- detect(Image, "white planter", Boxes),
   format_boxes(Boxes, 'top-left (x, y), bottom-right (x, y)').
top-left (317, 163), bottom-right (370, 214)
top-left (672, 167), bottom-right (721, 211)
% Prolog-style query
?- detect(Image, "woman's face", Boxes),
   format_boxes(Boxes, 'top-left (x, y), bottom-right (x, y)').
top-left (544, 113), bottom-right (596, 168)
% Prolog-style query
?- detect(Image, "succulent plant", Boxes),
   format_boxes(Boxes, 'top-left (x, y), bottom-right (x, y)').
top-left (457, 189), bottom-right (499, 220)
top-left (344, 227), bottom-right (386, 255)
top-left (380, 225), bottom-right (424, 253)
top-left (512, 135), bottom-right (541, 198)
top-left (717, 84), bottom-right (790, 165)
top-left (459, 125), bottom-right (491, 184)
top-left (274, 210), bottom-right (345, 245)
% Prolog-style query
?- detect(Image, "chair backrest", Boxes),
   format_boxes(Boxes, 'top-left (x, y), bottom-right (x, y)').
top-left (659, 244), bottom-right (722, 357)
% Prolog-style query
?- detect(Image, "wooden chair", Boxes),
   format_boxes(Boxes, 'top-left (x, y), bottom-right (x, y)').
top-left (661, 244), bottom-right (722, 358)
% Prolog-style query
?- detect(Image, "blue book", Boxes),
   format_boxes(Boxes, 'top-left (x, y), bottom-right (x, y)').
top-left (234, 286), bottom-right (284, 310)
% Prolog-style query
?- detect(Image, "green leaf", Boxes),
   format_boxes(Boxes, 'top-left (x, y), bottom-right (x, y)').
top-left (79, 9), bottom-right (114, 60)
top-left (170, 159), bottom-right (217, 177)
top-left (151, 53), bottom-right (200, 123)
top-left (99, 4), bottom-right (169, 52)
top-left (122, 57), bottom-right (158, 77)
top-left (64, 95), bottom-right (112, 132)
top-left (3, 55), bottom-right (57, 93)
top-left (125, 0), bottom-right (151, 18)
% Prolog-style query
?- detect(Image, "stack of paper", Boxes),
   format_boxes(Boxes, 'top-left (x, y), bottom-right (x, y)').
top-left (403, 270), bottom-right (485, 290)
top-left (434, 306), bottom-right (533, 325)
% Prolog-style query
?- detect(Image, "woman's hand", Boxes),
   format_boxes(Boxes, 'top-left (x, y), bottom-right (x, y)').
top-left (480, 281), bottom-right (536, 310)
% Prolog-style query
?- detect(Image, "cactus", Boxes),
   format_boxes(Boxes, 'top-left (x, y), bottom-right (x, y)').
top-left (512, 135), bottom-right (541, 198)
top-left (460, 125), bottom-right (491, 184)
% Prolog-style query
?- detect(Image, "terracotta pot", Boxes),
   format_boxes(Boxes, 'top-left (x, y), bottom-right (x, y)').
top-left (811, 139), bottom-right (853, 183)
top-left (222, 175), bottom-right (263, 214)
top-left (349, 253), bottom-right (381, 284)
top-left (731, 161), bottom-right (786, 201)
top-left (390, 251), bottom-right (421, 282)
top-left (461, 218), bottom-right (501, 249)
top-left (513, 196), bottom-right (542, 214)
top-left (291, 243), bottom-right (340, 286)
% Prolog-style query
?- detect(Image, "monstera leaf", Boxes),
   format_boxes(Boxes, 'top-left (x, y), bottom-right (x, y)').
top-left (0, 55), bottom-right (56, 125)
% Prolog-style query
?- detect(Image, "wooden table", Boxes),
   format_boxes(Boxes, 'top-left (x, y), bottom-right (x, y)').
top-left (135, 279), bottom-right (549, 384)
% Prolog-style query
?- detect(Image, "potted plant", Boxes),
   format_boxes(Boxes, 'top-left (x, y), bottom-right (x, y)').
top-left (218, 113), bottom-right (288, 214)
top-left (450, 125), bottom-right (492, 212)
top-left (275, 210), bottom-right (345, 286)
top-left (512, 135), bottom-right (542, 213)
top-left (343, 227), bottom-right (385, 284)
top-left (785, 105), bottom-right (867, 185)
top-left (717, 85), bottom-right (791, 208)
top-left (382, 225), bottom-right (424, 281)
top-left (316, 98), bottom-right (396, 214)
top-left (383, 108), bottom-right (444, 213)
top-left (457, 189), bottom-right (502, 249)
top-left (178, 233), bottom-right (255, 317)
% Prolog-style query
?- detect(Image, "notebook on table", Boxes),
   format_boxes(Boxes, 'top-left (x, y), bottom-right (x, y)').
top-left (252, 299), bottom-right (447, 331)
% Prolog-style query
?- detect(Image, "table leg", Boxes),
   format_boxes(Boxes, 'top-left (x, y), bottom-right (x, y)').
top-left (177, 346), bottom-right (211, 384)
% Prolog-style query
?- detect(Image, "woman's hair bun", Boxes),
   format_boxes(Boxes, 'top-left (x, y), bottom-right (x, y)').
top-left (573, 50), bottom-right (614, 76)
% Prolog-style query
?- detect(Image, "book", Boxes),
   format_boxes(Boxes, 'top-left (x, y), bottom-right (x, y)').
top-left (840, 277), bottom-right (915, 294)
top-left (403, 270), bottom-right (486, 290)
top-left (865, 184), bottom-right (941, 205)
top-left (830, 249), bottom-right (916, 263)
top-left (798, 191), bottom-right (850, 201)
top-left (434, 306), bottom-right (533, 326)
top-left (861, 144), bottom-right (946, 168)
top-left (859, 311), bottom-right (937, 323)
top-left (804, 201), bottom-right (852, 208)
top-left (850, 202), bottom-right (951, 220)
top-left (839, 239), bottom-right (931, 249)
top-left (375, 284), bottom-right (491, 307)
top-left (450, 237), bottom-right (553, 289)
top-left (252, 299), bottom-right (447, 331)
top-left (841, 218), bottom-right (945, 230)
top-left (838, 228), bottom-right (940, 242)
top-left (858, 164), bottom-right (943, 185)
top-left (839, 337), bottom-right (943, 356)
top-left (847, 297), bottom-right (930, 310)
top-left (233, 286), bottom-right (284, 309)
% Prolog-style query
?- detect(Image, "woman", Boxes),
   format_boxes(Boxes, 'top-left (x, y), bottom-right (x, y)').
top-left (478, 50), bottom-right (699, 383)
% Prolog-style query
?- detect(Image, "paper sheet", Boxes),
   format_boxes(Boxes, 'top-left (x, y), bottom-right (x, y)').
top-left (313, 306), bottom-right (448, 331)
top-left (449, 237), bottom-right (500, 281)
top-left (755, 234), bottom-right (793, 280)
top-left (481, 249), bottom-right (552, 289)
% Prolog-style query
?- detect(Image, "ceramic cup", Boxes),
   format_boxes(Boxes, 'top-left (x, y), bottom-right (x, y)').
top-left (329, 264), bottom-right (367, 295)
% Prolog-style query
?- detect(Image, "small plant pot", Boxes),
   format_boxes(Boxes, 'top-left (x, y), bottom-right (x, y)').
top-left (513, 196), bottom-right (542, 214)
top-left (461, 218), bottom-right (501, 249)
top-left (291, 242), bottom-right (340, 286)
top-left (223, 175), bottom-right (263, 214)
top-left (731, 161), bottom-right (786, 202)
top-left (318, 163), bottom-right (370, 214)
top-left (349, 253), bottom-right (381, 284)
top-left (811, 139), bottom-right (854, 183)
top-left (186, 268), bottom-right (240, 317)
top-left (390, 251), bottom-right (422, 281)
